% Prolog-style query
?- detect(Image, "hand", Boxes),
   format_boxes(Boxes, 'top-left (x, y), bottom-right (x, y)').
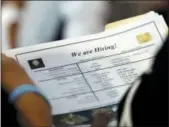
top-left (1, 53), bottom-right (34, 93)
top-left (91, 109), bottom-right (110, 127)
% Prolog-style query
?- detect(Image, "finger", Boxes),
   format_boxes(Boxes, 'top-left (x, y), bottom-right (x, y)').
top-left (100, 109), bottom-right (110, 117)
top-left (1, 53), bottom-right (8, 61)
top-left (93, 109), bottom-right (110, 118)
top-left (97, 112), bottom-right (109, 122)
top-left (1, 53), bottom-right (14, 63)
top-left (92, 111), bottom-right (110, 127)
top-left (1, 53), bottom-right (16, 62)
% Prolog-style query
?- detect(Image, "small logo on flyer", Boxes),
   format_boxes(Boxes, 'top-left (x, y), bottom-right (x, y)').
top-left (28, 58), bottom-right (45, 70)
top-left (136, 32), bottom-right (152, 44)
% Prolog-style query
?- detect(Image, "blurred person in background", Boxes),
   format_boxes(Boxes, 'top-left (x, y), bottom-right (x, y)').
top-left (2, 0), bottom-right (24, 51)
top-left (2, 53), bottom-right (110, 127)
top-left (2, 1), bottom-right (168, 51)
top-left (2, 1), bottom-right (168, 127)
top-left (2, 1), bottom-right (112, 49)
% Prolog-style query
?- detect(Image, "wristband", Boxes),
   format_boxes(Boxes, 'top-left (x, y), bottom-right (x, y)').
top-left (9, 85), bottom-right (48, 103)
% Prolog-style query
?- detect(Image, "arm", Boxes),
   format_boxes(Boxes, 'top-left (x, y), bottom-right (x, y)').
top-left (16, 93), bottom-right (52, 127)
top-left (2, 0), bottom-right (25, 48)
top-left (1, 54), bottom-right (53, 127)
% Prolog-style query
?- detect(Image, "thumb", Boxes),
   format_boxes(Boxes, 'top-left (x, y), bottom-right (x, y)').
top-left (92, 109), bottom-right (109, 127)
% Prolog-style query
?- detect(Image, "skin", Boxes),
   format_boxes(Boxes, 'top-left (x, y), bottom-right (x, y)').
top-left (1, 53), bottom-right (53, 127)
top-left (3, 1), bottom-right (112, 127)
top-left (4, 1), bottom-right (168, 49)
top-left (2, 0), bottom-right (25, 48)
top-left (2, 53), bottom-right (109, 127)
top-left (91, 109), bottom-right (110, 127)
top-left (2, 1), bottom-right (168, 126)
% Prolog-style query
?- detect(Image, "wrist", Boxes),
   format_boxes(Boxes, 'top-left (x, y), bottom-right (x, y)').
top-left (15, 92), bottom-right (52, 127)
top-left (8, 85), bottom-right (50, 108)
top-left (6, 79), bottom-right (34, 93)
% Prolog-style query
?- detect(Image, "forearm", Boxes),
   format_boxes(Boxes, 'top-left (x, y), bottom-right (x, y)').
top-left (15, 92), bottom-right (52, 127)
top-left (2, 54), bottom-right (53, 127)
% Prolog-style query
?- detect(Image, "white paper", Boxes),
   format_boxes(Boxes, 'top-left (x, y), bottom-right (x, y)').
top-left (5, 11), bottom-right (168, 126)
